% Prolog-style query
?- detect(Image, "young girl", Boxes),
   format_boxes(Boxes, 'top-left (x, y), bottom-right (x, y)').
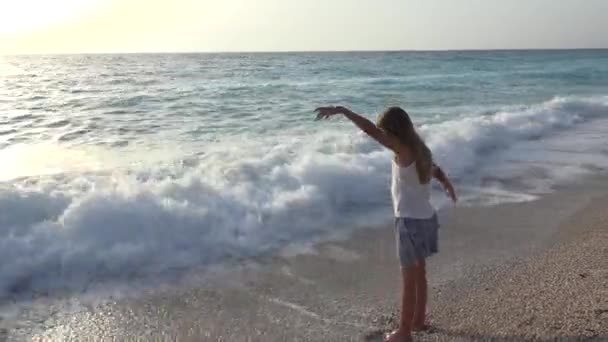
top-left (315, 106), bottom-right (456, 342)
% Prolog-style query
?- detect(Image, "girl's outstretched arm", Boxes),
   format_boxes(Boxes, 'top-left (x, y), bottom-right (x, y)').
top-left (315, 106), bottom-right (403, 153)
top-left (433, 163), bottom-right (457, 202)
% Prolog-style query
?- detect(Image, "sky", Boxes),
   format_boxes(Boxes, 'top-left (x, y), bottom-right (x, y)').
top-left (0, 0), bottom-right (607, 54)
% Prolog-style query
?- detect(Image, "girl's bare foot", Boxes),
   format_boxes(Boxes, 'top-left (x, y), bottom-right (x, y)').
top-left (384, 328), bottom-right (412, 342)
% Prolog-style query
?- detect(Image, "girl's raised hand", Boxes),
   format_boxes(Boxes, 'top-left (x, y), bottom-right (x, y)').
top-left (314, 106), bottom-right (349, 120)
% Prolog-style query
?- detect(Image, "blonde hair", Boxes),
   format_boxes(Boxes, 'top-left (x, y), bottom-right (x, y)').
top-left (377, 107), bottom-right (433, 184)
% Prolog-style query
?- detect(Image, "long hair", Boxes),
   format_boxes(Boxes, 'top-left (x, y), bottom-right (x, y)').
top-left (377, 107), bottom-right (433, 184)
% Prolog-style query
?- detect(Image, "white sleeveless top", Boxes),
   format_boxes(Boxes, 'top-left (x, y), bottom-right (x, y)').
top-left (391, 160), bottom-right (435, 219)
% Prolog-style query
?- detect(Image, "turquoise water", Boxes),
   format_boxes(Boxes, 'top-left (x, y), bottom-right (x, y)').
top-left (0, 50), bottom-right (607, 295)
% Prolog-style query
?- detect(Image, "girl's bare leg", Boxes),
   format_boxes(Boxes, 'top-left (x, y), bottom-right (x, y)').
top-left (385, 266), bottom-right (416, 342)
top-left (412, 259), bottom-right (429, 331)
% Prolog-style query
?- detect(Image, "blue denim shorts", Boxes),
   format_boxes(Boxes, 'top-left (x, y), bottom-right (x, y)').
top-left (394, 214), bottom-right (439, 268)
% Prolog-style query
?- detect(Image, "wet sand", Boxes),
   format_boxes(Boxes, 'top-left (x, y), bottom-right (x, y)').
top-left (8, 177), bottom-right (608, 341)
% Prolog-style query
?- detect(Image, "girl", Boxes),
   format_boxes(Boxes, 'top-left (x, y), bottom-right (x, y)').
top-left (315, 106), bottom-right (456, 342)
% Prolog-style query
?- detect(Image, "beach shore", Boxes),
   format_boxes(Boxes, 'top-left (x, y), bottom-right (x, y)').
top-left (415, 198), bottom-right (608, 341)
top-left (11, 177), bottom-right (608, 341)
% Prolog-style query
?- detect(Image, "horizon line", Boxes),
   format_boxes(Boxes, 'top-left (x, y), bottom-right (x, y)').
top-left (2, 47), bottom-right (608, 57)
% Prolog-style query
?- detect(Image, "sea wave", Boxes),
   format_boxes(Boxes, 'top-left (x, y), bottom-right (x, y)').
top-left (0, 96), bottom-right (607, 296)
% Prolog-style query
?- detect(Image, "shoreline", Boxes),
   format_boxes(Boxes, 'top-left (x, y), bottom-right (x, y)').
top-left (4, 176), bottom-right (608, 341)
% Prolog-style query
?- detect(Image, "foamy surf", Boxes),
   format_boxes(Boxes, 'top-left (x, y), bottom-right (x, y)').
top-left (0, 95), bottom-right (607, 296)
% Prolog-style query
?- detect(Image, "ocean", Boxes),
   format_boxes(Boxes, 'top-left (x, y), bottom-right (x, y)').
top-left (1, 50), bottom-right (607, 297)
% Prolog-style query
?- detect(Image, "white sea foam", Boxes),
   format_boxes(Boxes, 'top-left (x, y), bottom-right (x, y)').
top-left (424, 96), bottom-right (608, 176)
top-left (0, 96), bottom-right (607, 296)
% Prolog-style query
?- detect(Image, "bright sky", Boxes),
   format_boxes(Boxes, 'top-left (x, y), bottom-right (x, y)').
top-left (1, 0), bottom-right (607, 54)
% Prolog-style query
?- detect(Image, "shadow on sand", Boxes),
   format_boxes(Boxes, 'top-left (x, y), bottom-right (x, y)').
top-left (364, 326), bottom-right (606, 341)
